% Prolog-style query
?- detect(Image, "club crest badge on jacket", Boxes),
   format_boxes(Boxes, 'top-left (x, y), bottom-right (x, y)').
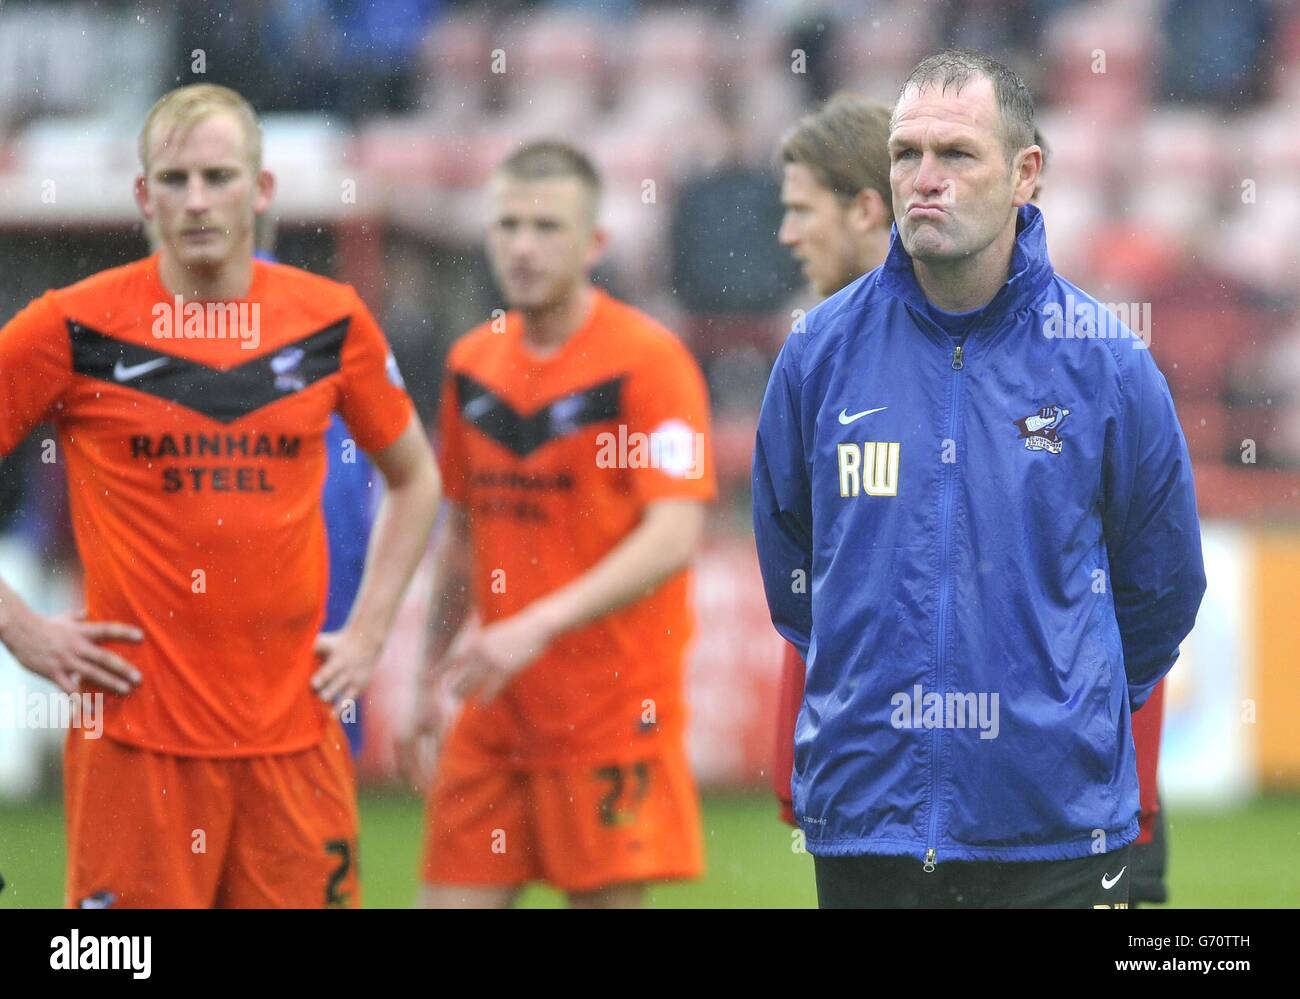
top-left (1014, 405), bottom-right (1071, 454)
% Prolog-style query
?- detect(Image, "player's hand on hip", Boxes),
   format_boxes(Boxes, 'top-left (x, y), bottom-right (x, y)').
top-left (311, 629), bottom-right (382, 711)
top-left (0, 609), bottom-right (142, 695)
top-left (449, 609), bottom-right (553, 704)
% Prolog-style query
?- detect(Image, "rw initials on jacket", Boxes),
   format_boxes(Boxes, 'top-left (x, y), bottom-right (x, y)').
top-left (837, 441), bottom-right (900, 497)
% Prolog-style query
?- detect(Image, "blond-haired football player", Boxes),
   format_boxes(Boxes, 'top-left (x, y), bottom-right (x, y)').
top-left (0, 84), bottom-right (440, 907)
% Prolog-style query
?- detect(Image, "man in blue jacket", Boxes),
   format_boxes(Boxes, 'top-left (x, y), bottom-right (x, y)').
top-left (751, 49), bottom-right (1206, 908)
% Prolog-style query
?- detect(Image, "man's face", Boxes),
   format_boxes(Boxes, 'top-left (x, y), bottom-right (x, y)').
top-left (135, 111), bottom-right (272, 274)
top-left (778, 162), bottom-right (864, 298)
top-left (889, 77), bottom-right (1034, 264)
top-left (486, 175), bottom-right (602, 311)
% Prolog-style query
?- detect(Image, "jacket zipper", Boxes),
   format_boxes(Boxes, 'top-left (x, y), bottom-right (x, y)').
top-left (926, 340), bottom-right (965, 872)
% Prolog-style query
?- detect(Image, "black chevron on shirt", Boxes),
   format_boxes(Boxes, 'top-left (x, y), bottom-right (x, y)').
top-left (67, 318), bottom-right (349, 423)
top-left (454, 373), bottom-right (624, 457)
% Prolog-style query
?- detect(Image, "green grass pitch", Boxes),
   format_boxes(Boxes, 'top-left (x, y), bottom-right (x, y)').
top-left (1, 791), bottom-right (1295, 908)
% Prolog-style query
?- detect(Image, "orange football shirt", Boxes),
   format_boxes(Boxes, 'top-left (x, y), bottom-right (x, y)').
top-left (438, 287), bottom-right (716, 766)
top-left (0, 254), bottom-right (414, 756)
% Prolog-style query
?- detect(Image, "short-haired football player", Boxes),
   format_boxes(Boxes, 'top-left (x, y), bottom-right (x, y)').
top-left (405, 141), bottom-right (715, 908)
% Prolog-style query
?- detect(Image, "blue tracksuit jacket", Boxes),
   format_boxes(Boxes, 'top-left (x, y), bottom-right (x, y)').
top-left (752, 204), bottom-right (1206, 863)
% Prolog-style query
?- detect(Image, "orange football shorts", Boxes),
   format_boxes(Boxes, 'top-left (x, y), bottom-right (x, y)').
top-left (63, 715), bottom-right (358, 908)
top-left (421, 734), bottom-right (704, 895)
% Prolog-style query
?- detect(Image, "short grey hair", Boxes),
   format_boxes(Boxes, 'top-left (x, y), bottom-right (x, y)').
top-left (893, 49), bottom-right (1035, 164)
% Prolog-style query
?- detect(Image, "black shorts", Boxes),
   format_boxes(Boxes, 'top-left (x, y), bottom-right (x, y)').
top-left (814, 844), bottom-right (1134, 909)
top-left (1130, 797), bottom-right (1168, 906)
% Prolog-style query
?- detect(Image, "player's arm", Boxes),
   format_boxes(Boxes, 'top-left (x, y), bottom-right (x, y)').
top-left (395, 499), bottom-right (478, 790)
top-left (1101, 347), bottom-right (1207, 709)
top-left (0, 578), bottom-right (142, 694)
top-left (423, 500), bottom-right (474, 668)
top-left (395, 348), bottom-right (480, 780)
top-left (0, 295), bottom-right (143, 693)
top-left (395, 498), bottom-right (473, 781)
top-left (311, 417), bottom-right (442, 705)
top-left (449, 497), bottom-right (707, 703)
top-left (752, 330), bottom-right (813, 659)
top-left (420, 364), bottom-right (476, 675)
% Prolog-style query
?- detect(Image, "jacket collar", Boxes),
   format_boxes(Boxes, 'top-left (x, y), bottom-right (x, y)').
top-left (879, 203), bottom-right (1055, 332)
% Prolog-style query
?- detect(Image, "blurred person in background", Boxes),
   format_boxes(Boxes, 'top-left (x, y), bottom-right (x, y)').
top-left (670, 94), bottom-right (801, 375)
top-left (0, 83), bottom-right (439, 907)
top-left (753, 49), bottom-right (1205, 908)
top-left (404, 141), bottom-right (715, 909)
top-left (768, 92), bottom-right (895, 827)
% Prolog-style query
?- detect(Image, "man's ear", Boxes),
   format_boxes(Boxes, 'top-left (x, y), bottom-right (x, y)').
top-left (849, 187), bottom-right (890, 234)
top-left (254, 169), bottom-right (275, 214)
top-left (585, 224), bottom-right (608, 270)
top-left (134, 174), bottom-right (152, 221)
top-left (1011, 145), bottom-right (1043, 208)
